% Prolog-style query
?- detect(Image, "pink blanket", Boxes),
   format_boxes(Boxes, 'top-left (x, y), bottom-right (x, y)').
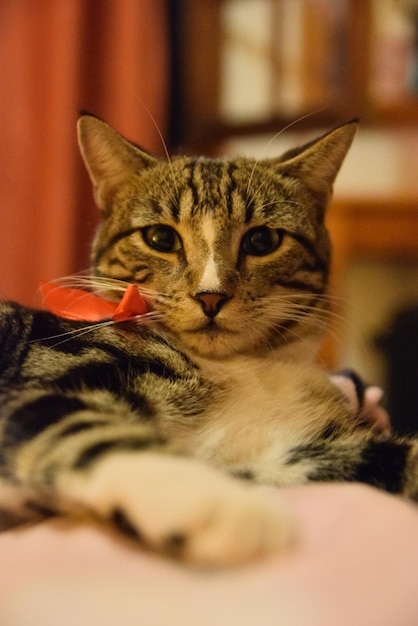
top-left (1, 484), bottom-right (418, 626)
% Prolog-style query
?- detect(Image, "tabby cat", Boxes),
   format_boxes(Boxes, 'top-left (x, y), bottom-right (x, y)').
top-left (0, 115), bottom-right (417, 566)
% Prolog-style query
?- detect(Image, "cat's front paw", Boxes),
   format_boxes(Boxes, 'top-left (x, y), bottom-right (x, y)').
top-left (59, 452), bottom-right (293, 566)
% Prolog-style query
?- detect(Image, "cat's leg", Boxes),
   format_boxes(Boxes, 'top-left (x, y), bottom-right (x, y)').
top-left (0, 478), bottom-right (50, 530)
top-left (0, 387), bottom-right (292, 566)
top-left (58, 450), bottom-right (292, 566)
top-left (288, 426), bottom-right (418, 500)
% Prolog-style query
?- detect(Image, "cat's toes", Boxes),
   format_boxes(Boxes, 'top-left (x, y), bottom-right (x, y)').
top-left (123, 453), bottom-right (293, 566)
top-left (169, 481), bottom-right (292, 566)
top-left (59, 452), bottom-right (293, 566)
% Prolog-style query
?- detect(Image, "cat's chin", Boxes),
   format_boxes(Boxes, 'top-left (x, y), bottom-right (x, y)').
top-left (172, 329), bottom-right (273, 361)
top-left (165, 326), bottom-right (244, 360)
top-left (182, 332), bottom-right (240, 360)
top-left (170, 324), bottom-right (323, 363)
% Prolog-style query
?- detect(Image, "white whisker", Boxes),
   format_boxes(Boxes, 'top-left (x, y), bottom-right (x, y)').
top-left (40, 274), bottom-right (166, 304)
top-left (132, 93), bottom-right (180, 208)
top-left (254, 290), bottom-right (359, 359)
top-left (257, 198), bottom-right (304, 212)
top-left (25, 308), bottom-right (164, 350)
top-left (246, 109), bottom-right (326, 199)
top-left (24, 319), bottom-right (117, 348)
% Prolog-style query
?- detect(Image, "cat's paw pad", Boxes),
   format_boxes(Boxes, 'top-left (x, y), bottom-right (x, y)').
top-left (59, 452), bottom-right (293, 566)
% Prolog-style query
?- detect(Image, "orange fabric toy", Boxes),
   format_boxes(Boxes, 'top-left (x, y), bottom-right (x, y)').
top-left (40, 282), bottom-right (148, 322)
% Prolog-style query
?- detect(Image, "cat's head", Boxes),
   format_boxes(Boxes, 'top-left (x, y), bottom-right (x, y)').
top-left (78, 115), bottom-right (356, 360)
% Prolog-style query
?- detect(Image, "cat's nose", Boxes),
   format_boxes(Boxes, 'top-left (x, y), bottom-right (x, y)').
top-left (194, 292), bottom-right (230, 319)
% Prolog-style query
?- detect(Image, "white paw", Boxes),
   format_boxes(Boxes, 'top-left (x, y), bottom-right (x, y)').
top-left (59, 452), bottom-right (293, 566)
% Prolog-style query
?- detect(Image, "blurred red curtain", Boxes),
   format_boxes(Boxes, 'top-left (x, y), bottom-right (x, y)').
top-left (0, 0), bottom-right (168, 305)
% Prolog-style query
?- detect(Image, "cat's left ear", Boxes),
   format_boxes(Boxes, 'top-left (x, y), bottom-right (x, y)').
top-left (77, 114), bottom-right (158, 211)
top-left (269, 119), bottom-right (358, 197)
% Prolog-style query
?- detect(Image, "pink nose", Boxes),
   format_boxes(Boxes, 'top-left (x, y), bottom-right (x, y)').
top-left (194, 292), bottom-right (230, 318)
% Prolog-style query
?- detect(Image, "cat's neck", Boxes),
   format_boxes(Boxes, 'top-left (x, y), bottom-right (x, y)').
top-left (192, 337), bottom-right (320, 383)
top-left (174, 339), bottom-right (332, 473)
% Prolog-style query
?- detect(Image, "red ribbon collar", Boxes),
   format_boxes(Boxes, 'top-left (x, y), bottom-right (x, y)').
top-left (40, 281), bottom-right (148, 322)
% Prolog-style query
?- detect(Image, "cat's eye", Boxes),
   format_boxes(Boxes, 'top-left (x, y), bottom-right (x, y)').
top-left (143, 225), bottom-right (182, 253)
top-left (241, 227), bottom-right (282, 257)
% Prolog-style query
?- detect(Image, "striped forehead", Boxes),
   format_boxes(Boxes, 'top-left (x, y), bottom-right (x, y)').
top-left (174, 160), bottom-right (246, 292)
top-left (176, 163), bottom-right (236, 291)
top-left (177, 159), bottom-right (243, 219)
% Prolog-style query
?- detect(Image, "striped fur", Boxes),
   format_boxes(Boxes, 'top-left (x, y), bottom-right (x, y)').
top-left (1, 116), bottom-right (417, 566)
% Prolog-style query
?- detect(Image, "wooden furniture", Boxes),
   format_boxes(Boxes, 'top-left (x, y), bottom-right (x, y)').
top-left (319, 197), bottom-right (418, 366)
top-left (172, 0), bottom-right (418, 153)
top-left (329, 198), bottom-right (418, 269)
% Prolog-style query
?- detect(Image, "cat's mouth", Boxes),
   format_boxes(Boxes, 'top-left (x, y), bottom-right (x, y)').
top-left (179, 321), bottom-right (241, 359)
top-left (172, 313), bottom-right (263, 359)
top-left (188, 319), bottom-right (237, 336)
top-left (183, 320), bottom-right (241, 354)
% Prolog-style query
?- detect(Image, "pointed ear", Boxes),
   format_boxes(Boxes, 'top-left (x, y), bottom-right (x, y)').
top-left (270, 119), bottom-right (358, 197)
top-left (77, 114), bottom-right (158, 211)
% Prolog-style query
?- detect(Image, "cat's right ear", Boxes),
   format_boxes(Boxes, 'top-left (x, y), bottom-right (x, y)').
top-left (77, 114), bottom-right (158, 211)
